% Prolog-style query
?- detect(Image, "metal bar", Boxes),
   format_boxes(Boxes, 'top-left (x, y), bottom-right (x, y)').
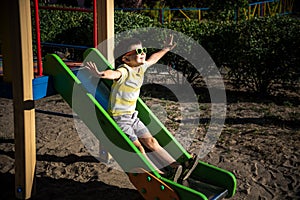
top-left (33, 0), bottom-right (43, 76)
top-left (41, 42), bottom-right (91, 50)
top-left (93, 0), bottom-right (97, 47)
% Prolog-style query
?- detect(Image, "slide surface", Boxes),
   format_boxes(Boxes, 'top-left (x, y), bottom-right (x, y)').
top-left (43, 48), bottom-right (236, 200)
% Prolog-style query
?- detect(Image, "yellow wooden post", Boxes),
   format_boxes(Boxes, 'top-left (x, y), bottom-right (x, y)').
top-left (0, 0), bottom-right (36, 199)
top-left (97, 0), bottom-right (115, 67)
top-left (252, 4), bottom-right (257, 18)
top-left (179, 9), bottom-right (191, 20)
top-left (249, 5), bottom-right (251, 19)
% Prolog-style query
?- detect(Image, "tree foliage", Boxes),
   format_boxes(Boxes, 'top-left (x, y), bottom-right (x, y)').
top-left (36, 5), bottom-right (299, 94)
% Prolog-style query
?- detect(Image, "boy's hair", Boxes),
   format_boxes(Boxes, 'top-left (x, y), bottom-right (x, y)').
top-left (114, 38), bottom-right (142, 66)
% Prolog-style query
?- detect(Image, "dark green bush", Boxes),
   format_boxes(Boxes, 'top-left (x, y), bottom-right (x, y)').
top-left (35, 7), bottom-right (299, 94)
top-left (38, 8), bottom-right (93, 45)
top-left (115, 10), bottom-right (158, 33)
top-left (37, 9), bottom-right (156, 44)
top-left (223, 16), bottom-right (299, 94)
top-left (165, 16), bottom-right (299, 94)
top-left (33, 7), bottom-right (93, 60)
top-left (35, 9), bottom-right (156, 60)
top-left (206, 0), bottom-right (248, 21)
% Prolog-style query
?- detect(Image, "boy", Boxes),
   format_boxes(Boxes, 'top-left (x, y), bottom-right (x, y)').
top-left (86, 35), bottom-right (194, 182)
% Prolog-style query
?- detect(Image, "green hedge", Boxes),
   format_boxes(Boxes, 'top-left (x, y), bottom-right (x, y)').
top-left (37, 8), bottom-right (92, 45)
top-left (37, 10), bottom-right (157, 45)
top-left (35, 10), bottom-right (157, 60)
top-left (35, 8), bottom-right (299, 94)
top-left (223, 16), bottom-right (299, 94)
top-left (165, 16), bottom-right (299, 94)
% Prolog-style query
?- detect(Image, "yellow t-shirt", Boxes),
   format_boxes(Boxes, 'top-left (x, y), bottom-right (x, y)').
top-left (108, 63), bottom-right (149, 116)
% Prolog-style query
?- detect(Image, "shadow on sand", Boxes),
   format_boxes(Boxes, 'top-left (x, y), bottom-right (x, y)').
top-left (0, 172), bottom-right (143, 200)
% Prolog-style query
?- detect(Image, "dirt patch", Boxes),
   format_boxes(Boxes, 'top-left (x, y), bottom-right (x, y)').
top-left (0, 81), bottom-right (299, 199)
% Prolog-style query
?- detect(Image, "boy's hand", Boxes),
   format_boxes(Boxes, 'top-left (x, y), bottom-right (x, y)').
top-left (163, 34), bottom-right (176, 51)
top-left (85, 61), bottom-right (121, 80)
top-left (85, 61), bottom-right (102, 77)
top-left (147, 34), bottom-right (177, 66)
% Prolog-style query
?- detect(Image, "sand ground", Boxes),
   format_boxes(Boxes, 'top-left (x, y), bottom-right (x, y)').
top-left (0, 84), bottom-right (299, 199)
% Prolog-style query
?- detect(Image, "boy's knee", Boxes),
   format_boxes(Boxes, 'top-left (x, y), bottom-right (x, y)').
top-left (145, 137), bottom-right (161, 151)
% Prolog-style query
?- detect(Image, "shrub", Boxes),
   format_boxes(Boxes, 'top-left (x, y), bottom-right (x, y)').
top-left (35, 9), bottom-right (156, 60)
top-left (206, 0), bottom-right (248, 21)
top-left (115, 10), bottom-right (158, 33)
top-left (35, 7), bottom-right (299, 94)
top-left (37, 9), bottom-right (156, 44)
top-left (225, 16), bottom-right (300, 94)
top-left (165, 16), bottom-right (299, 94)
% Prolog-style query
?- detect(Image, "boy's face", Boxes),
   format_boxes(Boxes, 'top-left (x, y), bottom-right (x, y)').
top-left (122, 44), bottom-right (146, 67)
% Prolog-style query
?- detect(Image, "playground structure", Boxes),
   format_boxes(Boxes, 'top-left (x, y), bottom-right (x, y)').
top-left (0, 0), bottom-right (236, 199)
top-left (0, 0), bottom-right (113, 199)
top-left (43, 48), bottom-right (236, 200)
top-left (244, 0), bottom-right (295, 19)
top-left (5, 0), bottom-right (292, 76)
top-left (117, 0), bottom-right (295, 23)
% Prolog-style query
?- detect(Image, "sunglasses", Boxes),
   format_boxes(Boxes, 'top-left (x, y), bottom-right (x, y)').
top-left (125, 47), bottom-right (147, 56)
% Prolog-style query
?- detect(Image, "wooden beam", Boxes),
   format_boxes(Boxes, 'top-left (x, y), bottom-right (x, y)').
top-left (0, 0), bottom-right (36, 199)
top-left (97, 0), bottom-right (115, 67)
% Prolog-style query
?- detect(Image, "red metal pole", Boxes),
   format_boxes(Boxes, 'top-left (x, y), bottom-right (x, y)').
top-left (93, 0), bottom-right (98, 47)
top-left (33, 0), bottom-right (43, 76)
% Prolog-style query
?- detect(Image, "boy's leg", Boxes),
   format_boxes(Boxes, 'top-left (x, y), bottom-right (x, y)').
top-left (139, 133), bottom-right (177, 168)
top-left (112, 114), bottom-right (164, 173)
top-left (132, 112), bottom-right (178, 168)
top-left (132, 139), bottom-right (164, 174)
top-left (138, 133), bottom-right (183, 182)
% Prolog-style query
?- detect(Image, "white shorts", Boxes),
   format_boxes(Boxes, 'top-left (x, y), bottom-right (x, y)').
top-left (112, 111), bottom-right (149, 142)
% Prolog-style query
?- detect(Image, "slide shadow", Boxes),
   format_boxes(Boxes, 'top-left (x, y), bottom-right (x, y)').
top-left (0, 172), bottom-right (143, 200)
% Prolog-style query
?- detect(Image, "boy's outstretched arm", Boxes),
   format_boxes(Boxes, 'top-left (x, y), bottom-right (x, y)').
top-left (146, 34), bottom-right (176, 66)
top-left (85, 61), bottom-right (121, 80)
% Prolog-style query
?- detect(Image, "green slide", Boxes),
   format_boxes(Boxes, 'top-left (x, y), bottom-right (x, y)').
top-left (43, 48), bottom-right (236, 200)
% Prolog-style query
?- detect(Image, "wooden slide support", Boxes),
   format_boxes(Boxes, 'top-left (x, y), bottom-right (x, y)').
top-left (128, 168), bottom-right (180, 200)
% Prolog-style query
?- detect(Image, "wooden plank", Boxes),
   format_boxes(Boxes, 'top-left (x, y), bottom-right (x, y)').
top-left (96, 0), bottom-right (114, 66)
top-left (87, 2), bottom-right (114, 168)
top-left (0, 0), bottom-right (36, 199)
top-left (128, 168), bottom-right (180, 200)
